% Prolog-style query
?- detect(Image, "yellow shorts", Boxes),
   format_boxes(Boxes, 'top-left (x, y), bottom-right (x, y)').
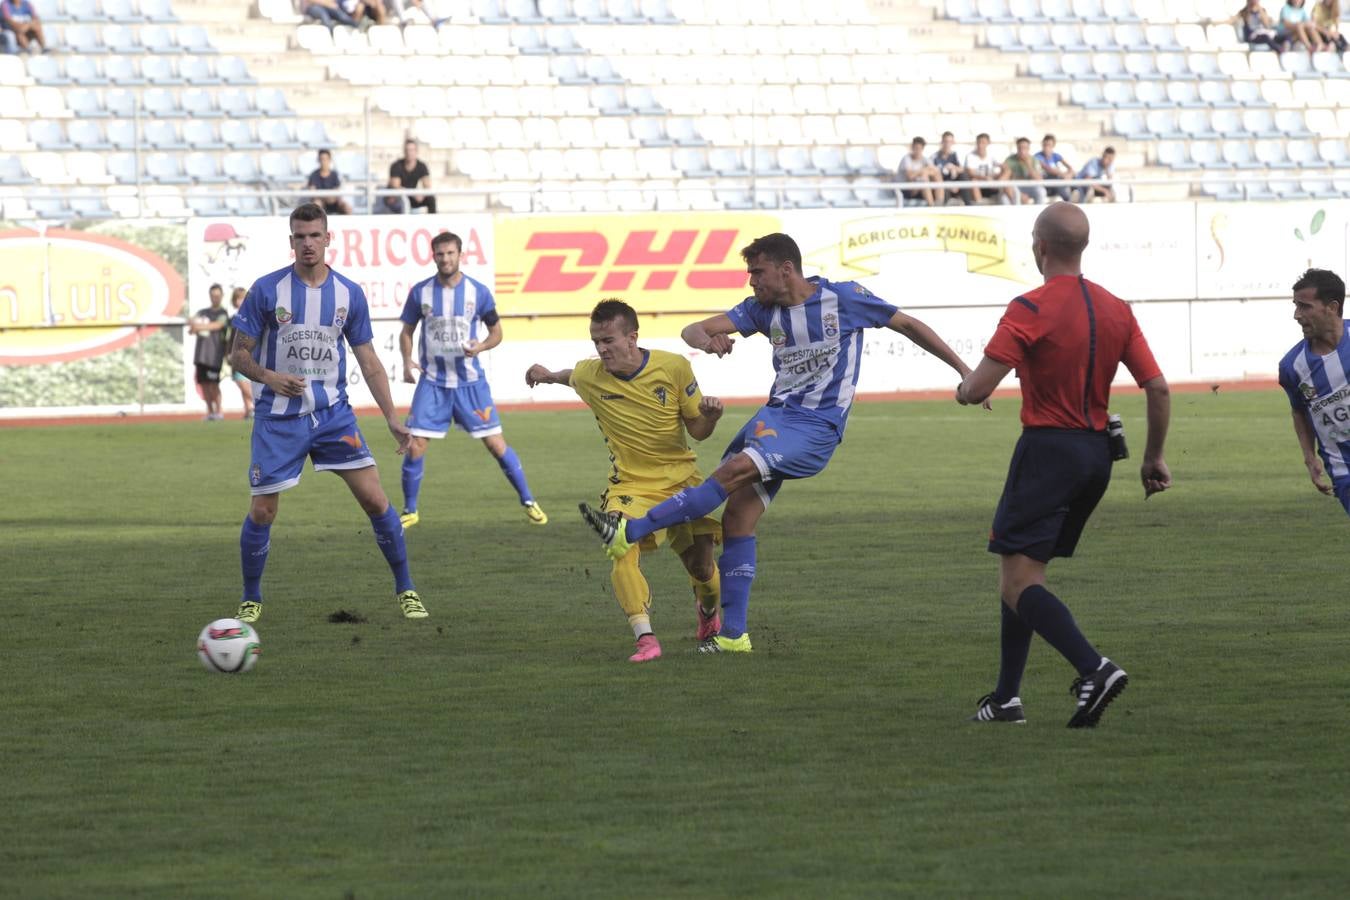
top-left (599, 474), bottom-right (722, 556)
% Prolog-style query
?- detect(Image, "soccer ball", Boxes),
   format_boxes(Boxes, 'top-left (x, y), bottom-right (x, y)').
top-left (197, 618), bottom-right (261, 674)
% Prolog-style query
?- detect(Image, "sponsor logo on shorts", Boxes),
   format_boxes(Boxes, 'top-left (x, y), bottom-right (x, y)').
top-left (474, 406), bottom-right (494, 422)
top-left (653, 386), bottom-right (668, 406)
top-left (250, 464), bottom-right (262, 486)
top-left (339, 433), bottom-right (363, 449)
top-left (334, 306), bottom-right (347, 329)
top-left (753, 420), bottom-right (778, 439)
top-left (275, 306), bottom-right (292, 324)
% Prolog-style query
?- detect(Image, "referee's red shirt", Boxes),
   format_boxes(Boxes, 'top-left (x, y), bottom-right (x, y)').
top-left (984, 274), bottom-right (1162, 430)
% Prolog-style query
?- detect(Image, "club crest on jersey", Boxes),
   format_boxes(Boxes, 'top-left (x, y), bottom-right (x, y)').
top-left (422, 303), bottom-right (432, 317)
top-left (823, 312), bottom-right (839, 338)
top-left (1301, 381), bottom-right (1318, 401)
top-left (618, 495), bottom-right (634, 506)
top-left (334, 306), bottom-right (347, 329)
top-left (653, 386), bottom-right (668, 406)
top-left (250, 464), bottom-right (262, 486)
top-left (853, 283), bottom-right (873, 297)
top-left (770, 327), bottom-right (787, 347)
top-left (275, 306), bottom-right (292, 324)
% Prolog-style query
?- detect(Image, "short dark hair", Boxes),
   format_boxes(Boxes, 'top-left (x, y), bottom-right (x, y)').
top-left (431, 231), bottom-right (461, 252)
top-left (591, 298), bottom-right (638, 333)
top-left (1042, 134), bottom-right (1056, 144)
top-left (740, 233), bottom-right (802, 273)
top-left (289, 202), bottom-right (327, 229)
top-left (1294, 268), bottom-right (1346, 315)
top-left (976, 132), bottom-right (990, 142)
top-left (1103, 146), bottom-right (1116, 156)
top-left (209, 283), bottom-right (223, 295)
top-left (317, 148), bottom-right (332, 160)
top-left (1016, 137), bottom-right (1030, 148)
top-left (941, 131), bottom-right (954, 140)
top-left (911, 136), bottom-right (926, 147)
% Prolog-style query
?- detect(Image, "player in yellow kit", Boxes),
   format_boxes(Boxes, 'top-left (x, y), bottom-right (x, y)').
top-left (526, 299), bottom-right (725, 662)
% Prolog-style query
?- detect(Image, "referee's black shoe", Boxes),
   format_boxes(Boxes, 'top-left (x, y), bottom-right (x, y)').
top-left (1067, 659), bottom-right (1128, 729)
top-left (970, 693), bottom-right (1026, 724)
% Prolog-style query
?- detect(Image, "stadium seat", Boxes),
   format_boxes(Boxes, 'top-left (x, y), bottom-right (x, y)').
top-left (30, 120), bottom-right (74, 152)
top-left (183, 119), bottom-right (226, 150)
top-left (66, 88), bottom-right (109, 119)
top-left (1050, 24), bottom-right (1087, 52)
top-left (218, 90), bottom-right (261, 119)
top-left (1188, 140), bottom-right (1225, 169)
top-left (141, 87), bottom-right (180, 118)
top-left (105, 120), bottom-right (137, 150)
top-left (220, 119), bottom-right (263, 150)
top-left (1254, 139), bottom-right (1294, 169)
top-left (26, 53), bottom-right (68, 85)
top-left (141, 55), bottom-right (180, 85)
top-left (145, 152), bottom-right (190, 184)
top-left (1154, 139), bottom-right (1192, 169)
top-left (68, 151), bottom-right (114, 184)
top-left (63, 24), bottom-right (107, 54)
top-left (67, 119), bottom-right (111, 152)
top-left (1319, 139), bottom-right (1350, 167)
top-left (139, 0), bottom-right (176, 23)
top-left (1221, 139), bottom-right (1258, 169)
top-left (1210, 108), bottom-right (1243, 137)
top-left (259, 120), bottom-right (301, 150)
top-left (1072, 0), bottom-right (1109, 21)
top-left (179, 25), bottom-right (217, 54)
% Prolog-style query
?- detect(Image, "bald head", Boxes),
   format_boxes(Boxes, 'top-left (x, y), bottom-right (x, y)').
top-left (1033, 203), bottom-right (1090, 260)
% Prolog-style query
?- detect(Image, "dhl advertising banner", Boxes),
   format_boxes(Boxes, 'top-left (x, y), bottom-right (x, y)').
top-left (0, 224), bottom-right (187, 413)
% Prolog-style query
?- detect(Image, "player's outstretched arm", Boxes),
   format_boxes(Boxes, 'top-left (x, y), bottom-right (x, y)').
top-left (230, 331), bottom-right (304, 397)
top-left (887, 311), bottom-right (972, 379)
top-left (352, 341), bottom-right (411, 455)
top-left (682, 314), bottom-right (737, 357)
top-left (525, 364), bottom-right (574, 388)
top-left (684, 396), bottom-right (724, 441)
top-left (956, 355), bottom-right (1009, 407)
top-left (1140, 374), bottom-right (1172, 498)
top-left (1290, 406), bottom-right (1334, 495)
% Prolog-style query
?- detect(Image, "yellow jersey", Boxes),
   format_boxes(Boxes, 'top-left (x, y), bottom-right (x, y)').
top-left (570, 349), bottom-right (704, 490)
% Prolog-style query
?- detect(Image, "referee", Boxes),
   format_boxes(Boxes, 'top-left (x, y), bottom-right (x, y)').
top-left (956, 202), bottom-right (1171, 728)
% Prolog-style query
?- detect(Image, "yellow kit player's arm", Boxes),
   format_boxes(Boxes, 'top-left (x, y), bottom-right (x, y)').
top-left (525, 364), bottom-right (575, 388)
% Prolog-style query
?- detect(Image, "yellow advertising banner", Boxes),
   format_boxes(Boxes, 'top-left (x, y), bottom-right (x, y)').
top-left (801, 213), bottom-right (1029, 282)
top-left (493, 212), bottom-right (783, 317)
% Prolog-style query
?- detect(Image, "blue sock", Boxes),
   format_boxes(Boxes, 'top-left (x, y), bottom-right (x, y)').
top-left (717, 535), bottom-right (756, 639)
top-left (370, 505), bottom-right (414, 594)
top-left (993, 601), bottom-right (1033, 703)
top-left (496, 446), bottom-right (534, 504)
top-left (240, 517), bottom-right (270, 602)
top-left (401, 455), bottom-right (425, 513)
top-left (1016, 585), bottom-right (1101, 677)
top-left (625, 479), bottom-right (728, 544)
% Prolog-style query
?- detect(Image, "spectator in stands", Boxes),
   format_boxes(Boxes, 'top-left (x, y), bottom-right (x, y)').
top-left (1229, 0), bottom-right (1290, 52)
top-left (386, 0), bottom-right (449, 24)
top-left (298, 0), bottom-right (359, 29)
top-left (1279, 0), bottom-right (1326, 52)
top-left (1312, 0), bottom-right (1349, 50)
top-left (382, 139), bottom-right (435, 214)
top-left (306, 149), bottom-right (352, 216)
top-left (1001, 137), bottom-right (1046, 206)
top-left (341, 0), bottom-right (388, 26)
top-left (931, 131), bottom-right (964, 206)
top-left (1076, 147), bottom-right (1116, 203)
top-left (897, 137), bottom-right (943, 207)
top-left (0, 0), bottom-right (48, 53)
top-left (1034, 134), bottom-right (1075, 202)
top-left (963, 133), bottom-right (1003, 206)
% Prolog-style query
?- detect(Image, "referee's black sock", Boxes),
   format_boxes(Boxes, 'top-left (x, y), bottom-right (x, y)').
top-left (1016, 585), bottom-right (1101, 677)
top-left (993, 600), bottom-right (1033, 703)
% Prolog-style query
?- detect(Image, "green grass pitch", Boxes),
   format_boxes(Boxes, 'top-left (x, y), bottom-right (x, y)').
top-left (3, 389), bottom-right (1348, 898)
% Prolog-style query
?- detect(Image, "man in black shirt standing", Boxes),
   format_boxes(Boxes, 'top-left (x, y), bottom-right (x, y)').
top-left (383, 139), bottom-right (435, 214)
top-left (190, 283), bottom-right (232, 421)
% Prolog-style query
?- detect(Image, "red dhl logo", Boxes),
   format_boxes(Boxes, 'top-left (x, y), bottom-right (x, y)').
top-left (473, 406), bottom-right (493, 422)
top-left (498, 229), bottom-right (750, 295)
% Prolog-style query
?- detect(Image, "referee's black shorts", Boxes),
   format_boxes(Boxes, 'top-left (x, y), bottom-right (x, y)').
top-left (988, 428), bottom-right (1112, 563)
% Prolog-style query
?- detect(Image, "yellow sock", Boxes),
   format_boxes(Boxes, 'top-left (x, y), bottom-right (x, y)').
top-left (690, 563), bottom-right (720, 615)
top-left (612, 548), bottom-right (653, 638)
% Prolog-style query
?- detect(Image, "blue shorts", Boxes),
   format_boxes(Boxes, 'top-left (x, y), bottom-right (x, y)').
top-left (406, 379), bottom-right (502, 439)
top-left (248, 402), bottom-right (374, 495)
top-left (721, 404), bottom-right (840, 506)
top-left (989, 428), bottom-right (1112, 562)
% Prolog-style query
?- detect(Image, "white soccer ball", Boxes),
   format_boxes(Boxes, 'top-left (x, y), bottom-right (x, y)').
top-left (197, 618), bottom-right (261, 674)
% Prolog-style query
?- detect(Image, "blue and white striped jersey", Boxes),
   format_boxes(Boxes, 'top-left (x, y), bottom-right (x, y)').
top-left (726, 277), bottom-right (898, 431)
top-left (232, 265), bottom-right (373, 420)
top-left (1279, 321), bottom-right (1350, 482)
top-left (399, 273), bottom-right (499, 389)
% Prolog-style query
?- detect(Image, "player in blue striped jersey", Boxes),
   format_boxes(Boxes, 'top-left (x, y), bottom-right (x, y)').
top-left (581, 232), bottom-right (980, 652)
top-left (397, 231), bottom-right (546, 528)
top-left (1279, 268), bottom-right (1350, 515)
top-left (228, 203), bottom-right (427, 623)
